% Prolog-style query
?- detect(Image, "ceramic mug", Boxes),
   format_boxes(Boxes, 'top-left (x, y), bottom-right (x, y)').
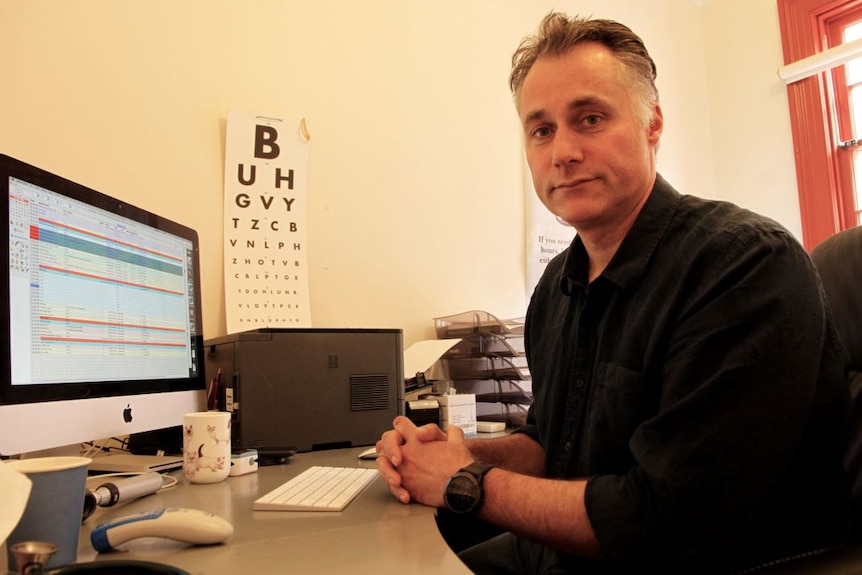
top-left (182, 411), bottom-right (231, 484)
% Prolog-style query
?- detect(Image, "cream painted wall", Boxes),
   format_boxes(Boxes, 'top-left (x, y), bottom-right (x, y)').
top-left (699, 0), bottom-right (802, 238)
top-left (0, 0), bottom-right (780, 349)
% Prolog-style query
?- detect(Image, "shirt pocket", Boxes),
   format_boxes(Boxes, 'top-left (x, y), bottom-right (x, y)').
top-left (583, 362), bottom-right (655, 471)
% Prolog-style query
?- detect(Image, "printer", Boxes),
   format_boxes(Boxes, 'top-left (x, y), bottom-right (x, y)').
top-left (204, 328), bottom-right (404, 452)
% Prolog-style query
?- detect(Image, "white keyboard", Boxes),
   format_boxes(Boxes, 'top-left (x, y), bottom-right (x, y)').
top-left (253, 466), bottom-right (378, 512)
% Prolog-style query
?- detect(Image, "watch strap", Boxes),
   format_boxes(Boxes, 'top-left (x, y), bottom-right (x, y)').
top-left (443, 460), bottom-right (496, 515)
top-left (462, 460), bottom-right (496, 483)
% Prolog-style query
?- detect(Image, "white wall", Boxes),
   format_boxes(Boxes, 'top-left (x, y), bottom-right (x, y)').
top-left (700, 0), bottom-right (802, 237)
top-left (0, 0), bottom-right (791, 348)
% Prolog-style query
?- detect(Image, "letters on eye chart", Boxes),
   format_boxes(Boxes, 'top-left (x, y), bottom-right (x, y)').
top-left (223, 110), bottom-right (311, 333)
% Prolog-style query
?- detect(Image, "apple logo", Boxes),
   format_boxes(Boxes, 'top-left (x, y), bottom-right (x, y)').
top-left (123, 404), bottom-right (133, 423)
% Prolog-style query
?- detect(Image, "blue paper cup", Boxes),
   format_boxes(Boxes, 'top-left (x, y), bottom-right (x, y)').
top-left (4, 456), bottom-right (91, 570)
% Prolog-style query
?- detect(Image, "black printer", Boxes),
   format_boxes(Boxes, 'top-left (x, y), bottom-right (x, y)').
top-left (204, 328), bottom-right (404, 453)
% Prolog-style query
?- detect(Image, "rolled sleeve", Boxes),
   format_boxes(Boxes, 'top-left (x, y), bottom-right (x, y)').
top-left (581, 230), bottom-right (847, 568)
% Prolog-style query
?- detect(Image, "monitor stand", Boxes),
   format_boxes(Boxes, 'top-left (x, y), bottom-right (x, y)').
top-left (88, 453), bottom-right (184, 474)
top-left (12, 444), bottom-right (183, 473)
top-left (15, 444), bottom-right (83, 459)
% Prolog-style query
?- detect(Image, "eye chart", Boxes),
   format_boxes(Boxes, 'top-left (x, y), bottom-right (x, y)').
top-left (223, 110), bottom-right (311, 333)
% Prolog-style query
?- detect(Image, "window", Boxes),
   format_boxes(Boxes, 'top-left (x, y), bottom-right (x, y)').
top-left (778, 0), bottom-right (862, 250)
top-left (826, 11), bottom-right (862, 226)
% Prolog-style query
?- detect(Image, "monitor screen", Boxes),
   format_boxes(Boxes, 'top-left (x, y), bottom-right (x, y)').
top-left (0, 154), bottom-right (206, 456)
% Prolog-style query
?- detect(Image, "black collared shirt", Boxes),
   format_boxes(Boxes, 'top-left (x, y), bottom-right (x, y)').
top-left (520, 175), bottom-right (850, 572)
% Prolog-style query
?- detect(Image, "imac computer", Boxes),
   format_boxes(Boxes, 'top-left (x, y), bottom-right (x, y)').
top-left (0, 154), bottom-right (206, 461)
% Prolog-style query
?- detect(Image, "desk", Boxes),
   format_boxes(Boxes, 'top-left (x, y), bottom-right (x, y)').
top-left (10, 447), bottom-right (862, 575)
top-left (58, 448), bottom-right (471, 574)
top-left (76, 446), bottom-right (862, 575)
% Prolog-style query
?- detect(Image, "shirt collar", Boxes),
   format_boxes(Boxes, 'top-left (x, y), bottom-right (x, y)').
top-left (557, 174), bottom-right (680, 294)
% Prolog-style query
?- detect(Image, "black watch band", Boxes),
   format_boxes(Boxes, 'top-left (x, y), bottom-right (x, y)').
top-left (442, 461), bottom-right (496, 515)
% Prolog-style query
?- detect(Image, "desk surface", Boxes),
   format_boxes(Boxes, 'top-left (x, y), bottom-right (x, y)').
top-left (10, 446), bottom-right (862, 574)
top-left (70, 448), bottom-right (471, 574)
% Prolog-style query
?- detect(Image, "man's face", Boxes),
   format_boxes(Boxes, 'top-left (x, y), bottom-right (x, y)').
top-left (518, 42), bottom-right (663, 235)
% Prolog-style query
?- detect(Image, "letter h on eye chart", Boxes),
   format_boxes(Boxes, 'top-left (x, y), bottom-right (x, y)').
top-left (223, 109), bottom-right (312, 333)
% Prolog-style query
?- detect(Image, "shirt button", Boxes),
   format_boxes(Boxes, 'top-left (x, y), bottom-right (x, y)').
top-left (564, 442), bottom-right (572, 451)
top-left (575, 379), bottom-right (585, 387)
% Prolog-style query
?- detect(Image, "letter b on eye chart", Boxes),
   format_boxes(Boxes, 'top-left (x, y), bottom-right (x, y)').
top-left (223, 109), bottom-right (311, 333)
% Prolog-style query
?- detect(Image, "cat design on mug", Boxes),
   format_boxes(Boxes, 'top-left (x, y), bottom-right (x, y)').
top-left (207, 422), bottom-right (231, 445)
top-left (184, 442), bottom-right (227, 478)
top-left (183, 420), bottom-right (229, 479)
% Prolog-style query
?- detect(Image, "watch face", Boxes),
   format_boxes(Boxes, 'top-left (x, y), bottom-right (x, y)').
top-left (445, 472), bottom-right (480, 514)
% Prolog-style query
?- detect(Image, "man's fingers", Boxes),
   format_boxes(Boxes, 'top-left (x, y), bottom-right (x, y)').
top-left (416, 422), bottom-right (447, 442)
top-left (447, 424), bottom-right (466, 444)
top-left (379, 416), bottom-right (422, 467)
top-left (393, 415), bottom-right (420, 441)
top-left (375, 448), bottom-right (411, 504)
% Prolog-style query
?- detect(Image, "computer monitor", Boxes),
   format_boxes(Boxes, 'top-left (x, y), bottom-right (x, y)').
top-left (0, 154), bottom-right (206, 457)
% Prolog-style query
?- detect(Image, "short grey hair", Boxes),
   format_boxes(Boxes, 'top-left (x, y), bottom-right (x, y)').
top-left (510, 12), bottom-right (659, 125)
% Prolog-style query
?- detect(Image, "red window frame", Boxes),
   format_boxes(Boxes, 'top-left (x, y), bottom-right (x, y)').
top-left (778, 0), bottom-right (862, 250)
top-left (825, 7), bottom-right (862, 226)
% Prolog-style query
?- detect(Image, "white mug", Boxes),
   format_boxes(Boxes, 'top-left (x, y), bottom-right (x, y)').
top-left (183, 411), bottom-right (231, 484)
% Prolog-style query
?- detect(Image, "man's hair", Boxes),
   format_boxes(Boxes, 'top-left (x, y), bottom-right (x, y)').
top-left (510, 12), bottom-right (659, 125)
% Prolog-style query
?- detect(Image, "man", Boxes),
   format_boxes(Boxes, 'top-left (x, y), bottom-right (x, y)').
top-left (377, 12), bottom-right (850, 574)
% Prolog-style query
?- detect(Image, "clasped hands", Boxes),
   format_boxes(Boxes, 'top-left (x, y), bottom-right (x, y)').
top-left (375, 415), bottom-right (474, 507)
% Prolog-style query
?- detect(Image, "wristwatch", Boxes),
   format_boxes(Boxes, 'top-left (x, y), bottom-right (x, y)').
top-left (443, 461), bottom-right (496, 514)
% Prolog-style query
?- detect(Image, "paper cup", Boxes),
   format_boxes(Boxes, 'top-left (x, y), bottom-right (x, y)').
top-left (4, 456), bottom-right (91, 569)
top-left (183, 411), bottom-right (231, 484)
